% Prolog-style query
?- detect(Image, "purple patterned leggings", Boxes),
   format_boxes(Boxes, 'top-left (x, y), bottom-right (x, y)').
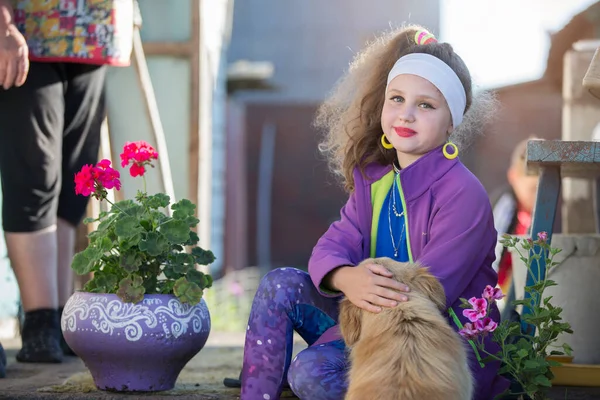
top-left (241, 267), bottom-right (348, 400)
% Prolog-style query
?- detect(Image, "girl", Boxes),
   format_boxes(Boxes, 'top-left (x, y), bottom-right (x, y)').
top-left (240, 25), bottom-right (510, 400)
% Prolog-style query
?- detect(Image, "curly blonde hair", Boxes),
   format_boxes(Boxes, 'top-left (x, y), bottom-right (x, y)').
top-left (315, 24), bottom-right (496, 192)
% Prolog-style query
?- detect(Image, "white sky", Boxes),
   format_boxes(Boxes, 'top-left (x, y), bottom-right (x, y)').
top-left (440, 0), bottom-right (599, 89)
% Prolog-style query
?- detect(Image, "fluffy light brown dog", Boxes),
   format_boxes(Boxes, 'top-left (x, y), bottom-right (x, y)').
top-left (339, 257), bottom-right (473, 400)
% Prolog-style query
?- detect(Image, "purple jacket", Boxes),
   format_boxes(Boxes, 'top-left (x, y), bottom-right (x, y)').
top-left (308, 146), bottom-right (510, 400)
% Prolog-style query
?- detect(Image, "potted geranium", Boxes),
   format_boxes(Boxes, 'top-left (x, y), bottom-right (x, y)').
top-left (458, 232), bottom-right (573, 400)
top-left (60, 141), bottom-right (214, 392)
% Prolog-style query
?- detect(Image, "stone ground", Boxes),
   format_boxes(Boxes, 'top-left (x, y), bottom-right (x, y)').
top-left (0, 333), bottom-right (305, 400)
top-left (0, 332), bottom-right (599, 399)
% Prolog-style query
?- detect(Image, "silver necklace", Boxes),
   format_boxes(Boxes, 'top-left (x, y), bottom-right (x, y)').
top-left (388, 173), bottom-right (406, 257)
top-left (391, 164), bottom-right (403, 217)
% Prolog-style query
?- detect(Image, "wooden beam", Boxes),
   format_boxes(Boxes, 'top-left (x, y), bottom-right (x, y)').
top-left (190, 1), bottom-right (200, 217)
top-left (132, 27), bottom-right (177, 212)
top-left (142, 41), bottom-right (193, 57)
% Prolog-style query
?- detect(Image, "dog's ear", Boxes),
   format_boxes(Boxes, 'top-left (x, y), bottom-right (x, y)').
top-left (338, 298), bottom-right (362, 346)
top-left (412, 267), bottom-right (447, 311)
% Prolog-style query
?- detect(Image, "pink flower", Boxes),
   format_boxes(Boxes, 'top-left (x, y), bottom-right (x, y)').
top-left (74, 164), bottom-right (96, 196)
top-left (74, 160), bottom-right (122, 198)
top-left (537, 231), bottom-right (548, 242)
top-left (129, 163), bottom-right (146, 177)
top-left (475, 317), bottom-right (498, 334)
top-left (120, 141), bottom-right (158, 177)
top-left (229, 281), bottom-right (244, 297)
top-left (482, 285), bottom-right (505, 301)
top-left (462, 297), bottom-right (488, 322)
top-left (459, 322), bottom-right (479, 340)
top-left (95, 159), bottom-right (121, 190)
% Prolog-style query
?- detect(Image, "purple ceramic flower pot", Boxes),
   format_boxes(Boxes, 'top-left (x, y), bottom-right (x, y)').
top-left (61, 292), bottom-right (211, 392)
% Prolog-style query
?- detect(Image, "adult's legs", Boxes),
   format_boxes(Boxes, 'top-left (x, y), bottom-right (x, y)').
top-left (0, 62), bottom-right (66, 363)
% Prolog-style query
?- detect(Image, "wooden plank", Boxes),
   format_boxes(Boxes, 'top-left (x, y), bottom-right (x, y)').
top-left (189, 0), bottom-right (200, 213)
top-left (521, 166), bottom-right (561, 335)
top-left (526, 140), bottom-right (600, 179)
top-left (143, 41), bottom-right (193, 57)
top-left (132, 26), bottom-right (177, 212)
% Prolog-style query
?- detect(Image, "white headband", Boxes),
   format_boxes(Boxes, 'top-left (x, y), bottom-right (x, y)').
top-left (386, 53), bottom-right (467, 127)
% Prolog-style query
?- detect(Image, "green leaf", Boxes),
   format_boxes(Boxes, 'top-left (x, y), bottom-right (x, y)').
top-left (525, 384), bottom-right (539, 395)
top-left (143, 275), bottom-right (158, 294)
top-left (95, 213), bottom-right (118, 232)
top-left (173, 277), bottom-right (203, 304)
top-left (517, 349), bottom-right (529, 359)
top-left (497, 364), bottom-right (512, 375)
top-left (161, 219), bottom-right (191, 243)
top-left (139, 219), bottom-right (153, 231)
top-left (145, 193), bottom-right (170, 209)
top-left (158, 279), bottom-right (176, 294)
top-left (192, 247), bottom-right (215, 265)
top-left (184, 215), bottom-right (200, 227)
top-left (547, 360), bottom-right (562, 367)
top-left (172, 199), bottom-right (196, 220)
top-left (117, 275), bottom-right (145, 303)
top-left (186, 231), bottom-right (199, 245)
top-left (544, 279), bottom-right (559, 288)
top-left (458, 297), bottom-right (472, 309)
top-left (119, 250), bottom-right (143, 273)
top-left (187, 269), bottom-right (210, 288)
top-left (563, 343), bottom-right (573, 356)
top-left (71, 245), bottom-right (104, 275)
top-left (83, 278), bottom-right (97, 292)
top-left (139, 232), bottom-right (169, 256)
top-left (98, 236), bottom-right (114, 253)
top-left (163, 265), bottom-right (180, 280)
top-left (83, 217), bottom-right (97, 224)
top-left (168, 253), bottom-right (194, 273)
top-left (115, 216), bottom-right (144, 238)
top-left (119, 233), bottom-right (142, 250)
top-left (533, 375), bottom-right (552, 387)
top-left (523, 359), bottom-right (542, 371)
top-left (71, 251), bottom-right (95, 275)
top-left (93, 273), bottom-right (118, 292)
top-left (511, 299), bottom-right (532, 307)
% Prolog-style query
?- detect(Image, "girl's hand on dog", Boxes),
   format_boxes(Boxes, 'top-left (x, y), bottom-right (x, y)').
top-left (329, 264), bottom-right (410, 313)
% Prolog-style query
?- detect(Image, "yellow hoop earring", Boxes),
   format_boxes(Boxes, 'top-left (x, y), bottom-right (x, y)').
top-left (442, 142), bottom-right (459, 160)
top-left (381, 134), bottom-right (394, 150)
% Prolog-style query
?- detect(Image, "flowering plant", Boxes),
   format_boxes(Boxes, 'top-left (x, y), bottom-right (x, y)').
top-left (71, 141), bottom-right (214, 305)
top-left (459, 232), bottom-right (572, 400)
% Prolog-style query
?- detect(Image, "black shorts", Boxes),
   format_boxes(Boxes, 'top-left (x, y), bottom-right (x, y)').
top-left (0, 62), bottom-right (106, 232)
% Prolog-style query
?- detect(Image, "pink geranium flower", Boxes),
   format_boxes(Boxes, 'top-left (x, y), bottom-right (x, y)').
top-left (462, 297), bottom-right (488, 322)
top-left (475, 317), bottom-right (498, 334)
top-left (537, 231), bottom-right (548, 242)
top-left (120, 141), bottom-right (158, 177)
top-left (74, 160), bottom-right (121, 199)
top-left (459, 322), bottom-right (479, 340)
top-left (95, 159), bottom-right (121, 190)
top-left (74, 164), bottom-right (96, 197)
top-left (482, 285), bottom-right (504, 301)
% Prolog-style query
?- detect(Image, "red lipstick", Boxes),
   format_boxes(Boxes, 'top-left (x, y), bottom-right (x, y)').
top-left (394, 127), bottom-right (416, 137)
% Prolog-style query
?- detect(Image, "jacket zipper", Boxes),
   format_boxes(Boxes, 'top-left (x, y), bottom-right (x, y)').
top-left (396, 174), bottom-right (413, 262)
